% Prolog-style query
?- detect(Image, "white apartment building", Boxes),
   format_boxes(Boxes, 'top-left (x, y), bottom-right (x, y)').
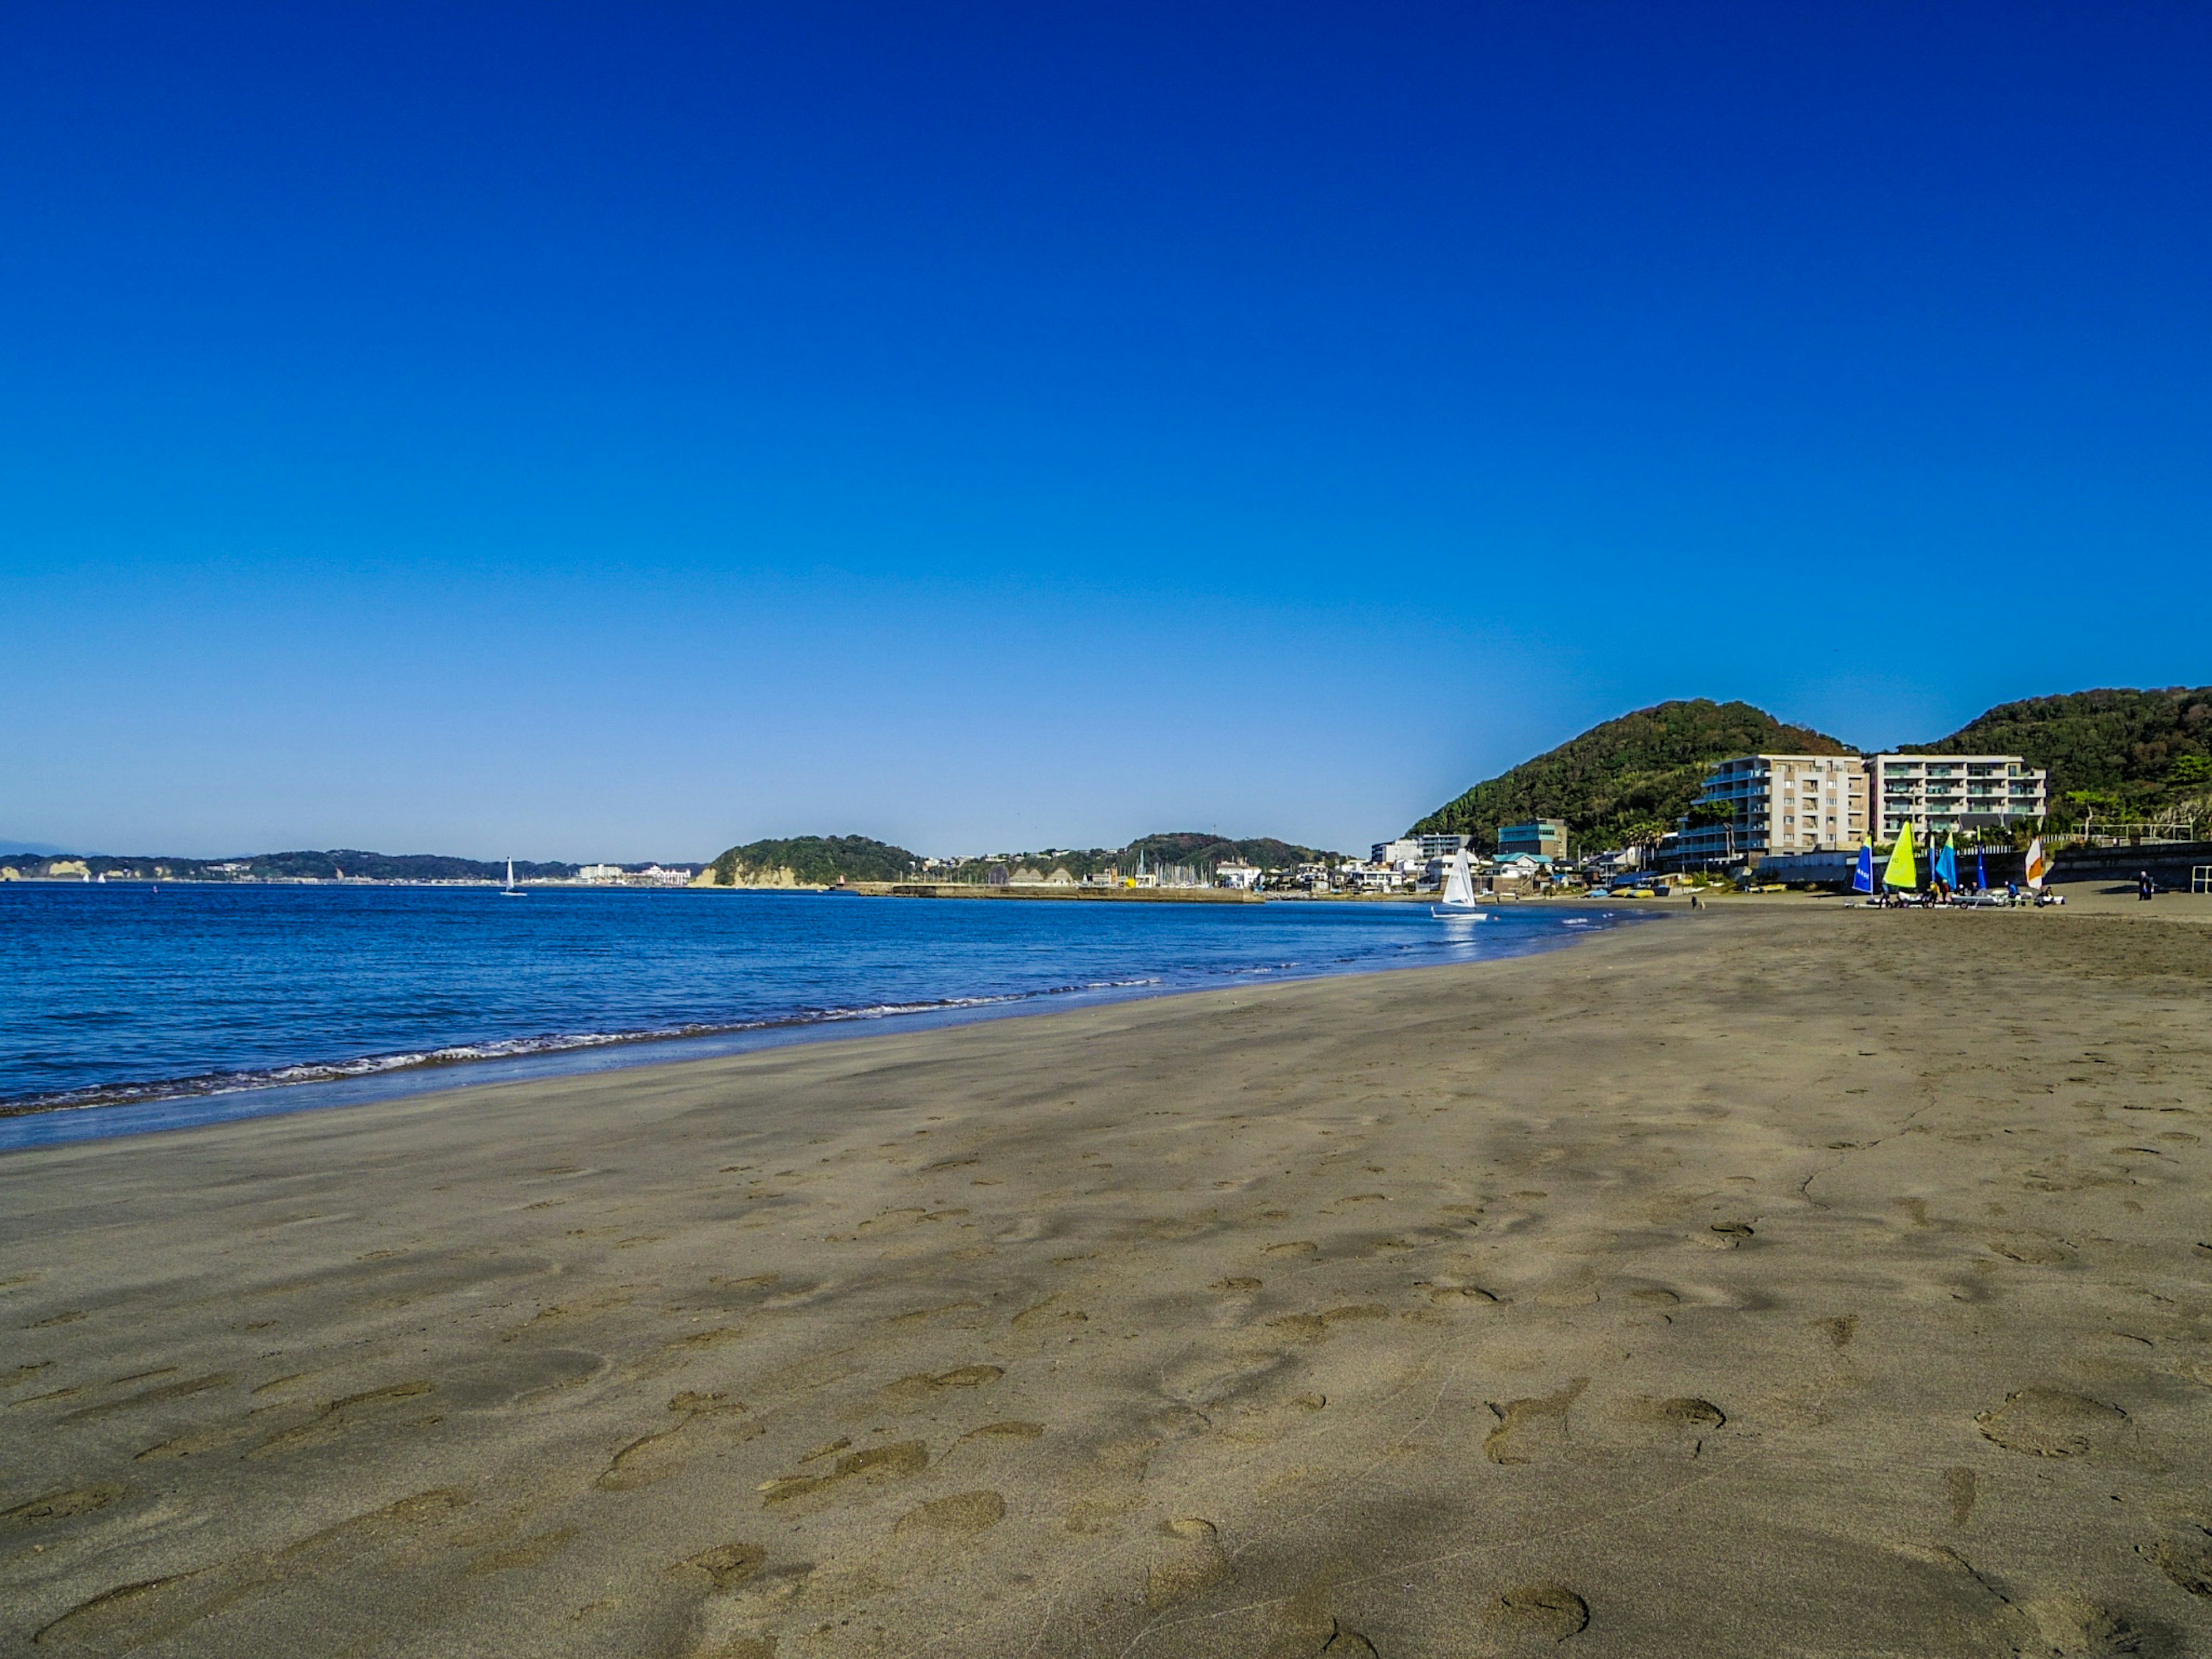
top-left (1865, 754), bottom-right (2047, 840)
top-left (577, 863), bottom-right (624, 882)
top-left (1677, 753), bottom-right (1869, 863)
top-left (1370, 838), bottom-right (1423, 866)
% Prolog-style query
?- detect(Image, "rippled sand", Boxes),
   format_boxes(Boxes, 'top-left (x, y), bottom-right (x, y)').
top-left (5, 897), bottom-right (2210, 1657)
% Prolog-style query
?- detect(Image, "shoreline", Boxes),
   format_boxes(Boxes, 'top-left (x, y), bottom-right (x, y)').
top-left (3, 902), bottom-right (2207, 1656)
top-left (0, 904), bottom-right (1647, 1151)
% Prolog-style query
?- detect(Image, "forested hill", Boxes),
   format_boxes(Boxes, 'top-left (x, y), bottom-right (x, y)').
top-left (698, 832), bottom-right (1342, 886)
top-left (1906, 687), bottom-right (2212, 822)
top-left (1411, 699), bottom-right (1851, 853)
top-left (702, 836), bottom-right (926, 887)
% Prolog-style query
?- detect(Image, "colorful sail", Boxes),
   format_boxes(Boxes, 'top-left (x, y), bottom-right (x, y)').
top-left (1852, 839), bottom-right (1874, 893)
top-left (2023, 836), bottom-right (2048, 891)
top-left (1934, 834), bottom-right (1958, 891)
top-left (1884, 822), bottom-right (1919, 889)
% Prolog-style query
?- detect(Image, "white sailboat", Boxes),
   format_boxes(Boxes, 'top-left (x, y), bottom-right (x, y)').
top-left (501, 858), bottom-right (527, 897)
top-left (1431, 848), bottom-right (1485, 918)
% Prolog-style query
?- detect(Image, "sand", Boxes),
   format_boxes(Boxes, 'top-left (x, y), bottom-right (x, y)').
top-left (3, 896), bottom-right (2210, 1658)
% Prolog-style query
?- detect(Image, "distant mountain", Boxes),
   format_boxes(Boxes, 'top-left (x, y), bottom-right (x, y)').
top-left (0, 849), bottom-right (590, 881)
top-left (698, 831), bottom-right (1343, 887)
top-left (1120, 832), bottom-right (1342, 871)
top-left (1905, 687), bottom-right (2212, 824)
top-left (700, 835), bottom-right (925, 887)
top-left (0, 839), bottom-right (65, 857)
top-left (1412, 699), bottom-right (1853, 853)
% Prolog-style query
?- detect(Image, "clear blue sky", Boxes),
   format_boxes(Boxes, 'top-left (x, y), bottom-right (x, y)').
top-left (3, 4), bottom-right (2206, 860)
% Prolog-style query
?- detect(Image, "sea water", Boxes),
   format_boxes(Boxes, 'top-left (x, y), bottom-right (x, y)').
top-left (0, 884), bottom-right (1637, 1147)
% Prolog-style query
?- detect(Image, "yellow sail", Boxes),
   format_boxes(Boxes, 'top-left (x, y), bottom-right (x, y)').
top-left (1884, 821), bottom-right (1919, 889)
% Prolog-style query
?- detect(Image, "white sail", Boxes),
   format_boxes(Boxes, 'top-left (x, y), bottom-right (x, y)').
top-left (1440, 849), bottom-right (1477, 908)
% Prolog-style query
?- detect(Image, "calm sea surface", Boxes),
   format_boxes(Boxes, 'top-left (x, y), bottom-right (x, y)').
top-left (0, 884), bottom-right (1638, 1148)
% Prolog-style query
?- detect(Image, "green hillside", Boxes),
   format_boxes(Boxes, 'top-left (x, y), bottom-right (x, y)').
top-left (700, 831), bottom-right (1342, 887)
top-left (703, 835), bottom-right (924, 887)
top-left (1121, 832), bottom-right (1340, 871)
top-left (1411, 699), bottom-right (1851, 853)
top-left (1907, 687), bottom-right (2212, 825)
top-left (934, 832), bottom-right (1340, 883)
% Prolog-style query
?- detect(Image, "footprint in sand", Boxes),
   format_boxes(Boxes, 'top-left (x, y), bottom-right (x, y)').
top-left (2, 1483), bottom-right (127, 1529)
top-left (1975, 1388), bottom-right (2128, 1459)
top-left (878, 1365), bottom-right (1004, 1408)
top-left (894, 1490), bottom-right (1006, 1537)
top-left (1266, 1306), bottom-right (1389, 1344)
top-left (2139, 1520), bottom-right (2212, 1596)
top-left (35, 1487), bottom-right (473, 1651)
top-left (957, 1420), bottom-right (1044, 1445)
top-left (1483, 1581), bottom-right (1590, 1643)
top-left (1984, 1233), bottom-right (2071, 1266)
top-left (1146, 1517), bottom-right (1233, 1609)
top-left (666, 1540), bottom-right (767, 1591)
top-left (759, 1440), bottom-right (928, 1506)
top-left (58, 1372), bottom-right (233, 1423)
top-left (247, 1380), bottom-right (438, 1459)
top-left (2023, 1595), bottom-right (2146, 1657)
top-left (465, 1528), bottom-right (577, 1575)
top-left (1943, 1468), bottom-right (1977, 1527)
top-left (1483, 1379), bottom-right (1588, 1465)
top-left (1604, 1396), bottom-right (1725, 1457)
top-left (598, 1393), bottom-right (755, 1490)
top-left (1419, 1283), bottom-right (1500, 1306)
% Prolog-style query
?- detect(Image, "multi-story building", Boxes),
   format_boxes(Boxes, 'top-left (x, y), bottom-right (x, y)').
top-left (1370, 838), bottom-right (1422, 866)
top-left (1864, 754), bottom-right (2046, 840)
top-left (1416, 833), bottom-right (1470, 858)
top-left (1677, 754), bottom-right (1868, 865)
top-left (1497, 820), bottom-right (1568, 861)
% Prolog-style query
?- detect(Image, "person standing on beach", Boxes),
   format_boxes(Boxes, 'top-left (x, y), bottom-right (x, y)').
top-left (2139, 869), bottom-right (2155, 900)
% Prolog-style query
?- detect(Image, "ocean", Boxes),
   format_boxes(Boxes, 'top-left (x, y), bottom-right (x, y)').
top-left (0, 883), bottom-right (1637, 1148)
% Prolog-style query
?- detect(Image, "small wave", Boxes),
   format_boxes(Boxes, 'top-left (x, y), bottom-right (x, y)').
top-left (0, 978), bottom-right (1168, 1120)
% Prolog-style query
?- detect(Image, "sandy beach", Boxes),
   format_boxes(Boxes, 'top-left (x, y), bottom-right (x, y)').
top-left (4, 895), bottom-right (2210, 1658)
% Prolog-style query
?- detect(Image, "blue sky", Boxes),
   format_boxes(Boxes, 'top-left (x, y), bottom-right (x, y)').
top-left (3, 4), bottom-right (2207, 859)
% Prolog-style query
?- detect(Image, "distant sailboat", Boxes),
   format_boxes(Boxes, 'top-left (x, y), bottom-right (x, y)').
top-left (502, 858), bottom-right (527, 897)
top-left (1431, 849), bottom-right (1486, 918)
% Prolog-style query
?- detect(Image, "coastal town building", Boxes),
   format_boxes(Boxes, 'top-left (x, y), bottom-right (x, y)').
top-left (1497, 820), bottom-right (1567, 862)
top-left (1213, 862), bottom-right (1263, 890)
top-left (1416, 833), bottom-right (1470, 858)
top-left (1864, 753), bottom-right (2047, 840)
top-left (1677, 754), bottom-right (1868, 864)
top-left (1370, 838), bottom-right (1422, 866)
top-left (578, 863), bottom-right (624, 882)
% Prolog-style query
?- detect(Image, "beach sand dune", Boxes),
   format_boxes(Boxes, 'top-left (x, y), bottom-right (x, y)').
top-left (3, 902), bottom-right (2210, 1657)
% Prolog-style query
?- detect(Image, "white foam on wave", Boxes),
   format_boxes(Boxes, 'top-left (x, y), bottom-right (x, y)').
top-left (0, 976), bottom-right (1171, 1119)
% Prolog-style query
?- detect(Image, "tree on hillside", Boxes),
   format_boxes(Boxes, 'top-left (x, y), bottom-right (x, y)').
top-left (1908, 686), bottom-right (2212, 825)
top-left (1412, 699), bottom-right (1850, 853)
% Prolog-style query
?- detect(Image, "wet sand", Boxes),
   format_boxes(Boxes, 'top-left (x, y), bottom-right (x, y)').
top-left (3, 900), bottom-right (2210, 1657)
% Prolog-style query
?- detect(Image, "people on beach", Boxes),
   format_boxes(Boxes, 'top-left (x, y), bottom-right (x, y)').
top-left (2139, 869), bottom-right (2155, 900)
